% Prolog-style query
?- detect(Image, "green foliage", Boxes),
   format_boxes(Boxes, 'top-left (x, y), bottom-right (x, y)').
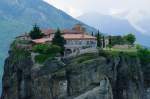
top-left (91, 32), bottom-right (94, 36)
top-left (100, 48), bottom-right (137, 58)
top-left (52, 29), bottom-right (66, 54)
top-left (35, 54), bottom-right (54, 64)
top-left (124, 33), bottom-right (136, 45)
top-left (109, 34), bottom-right (136, 46)
top-left (33, 44), bottom-right (61, 63)
top-left (10, 42), bottom-right (30, 65)
top-left (33, 44), bottom-right (61, 55)
top-left (29, 24), bottom-right (44, 39)
top-left (136, 44), bottom-right (143, 50)
top-left (137, 47), bottom-right (150, 65)
top-left (108, 36), bottom-right (113, 49)
top-left (33, 44), bottom-right (49, 54)
top-left (102, 36), bottom-right (105, 48)
top-left (96, 31), bottom-right (102, 48)
top-left (111, 36), bottom-right (125, 46)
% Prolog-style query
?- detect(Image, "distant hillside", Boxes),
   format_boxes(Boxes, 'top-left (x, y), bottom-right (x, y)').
top-left (0, 0), bottom-right (96, 64)
top-left (0, 0), bottom-right (96, 93)
top-left (77, 12), bottom-right (150, 47)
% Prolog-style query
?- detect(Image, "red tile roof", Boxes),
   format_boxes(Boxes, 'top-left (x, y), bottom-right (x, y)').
top-left (63, 34), bottom-right (96, 40)
top-left (42, 29), bottom-right (84, 35)
top-left (32, 38), bottom-right (52, 44)
top-left (32, 28), bottom-right (96, 44)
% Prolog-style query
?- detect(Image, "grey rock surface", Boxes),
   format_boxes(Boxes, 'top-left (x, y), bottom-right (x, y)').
top-left (1, 49), bottom-right (145, 99)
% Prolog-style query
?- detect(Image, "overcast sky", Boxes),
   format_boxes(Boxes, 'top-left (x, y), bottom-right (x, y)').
top-left (43, 0), bottom-right (150, 35)
top-left (44, 0), bottom-right (150, 18)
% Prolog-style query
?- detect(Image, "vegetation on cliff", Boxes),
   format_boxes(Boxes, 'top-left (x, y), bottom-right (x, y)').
top-left (137, 47), bottom-right (150, 87)
top-left (2, 33), bottom-right (149, 99)
top-left (32, 44), bottom-right (61, 63)
top-left (1, 40), bottom-right (147, 99)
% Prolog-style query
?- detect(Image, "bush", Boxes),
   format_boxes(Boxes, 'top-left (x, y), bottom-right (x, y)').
top-left (33, 44), bottom-right (61, 55)
top-left (124, 33), bottom-right (136, 45)
top-left (32, 44), bottom-right (49, 54)
top-left (137, 48), bottom-right (150, 65)
top-left (33, 44), bottom-right (61, 64)
top-left (35, 54), bottom-right (49, 63)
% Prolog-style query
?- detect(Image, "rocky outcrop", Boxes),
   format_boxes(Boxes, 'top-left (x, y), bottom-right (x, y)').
top-left (1, 47), bottom-right (145, 99)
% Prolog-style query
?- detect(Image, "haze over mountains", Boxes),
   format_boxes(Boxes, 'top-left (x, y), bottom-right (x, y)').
top-left (77, 12), bottom-right (150, 47)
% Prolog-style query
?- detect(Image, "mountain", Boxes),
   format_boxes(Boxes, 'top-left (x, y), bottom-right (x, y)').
top-left (77, 12), bottom-right (150, 47)
top-left (0, 0), bottom-right (96, 93)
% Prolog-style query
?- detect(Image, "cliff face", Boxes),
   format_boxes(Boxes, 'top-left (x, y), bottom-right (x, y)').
top-left (1, 47), bottom-right (145, 99)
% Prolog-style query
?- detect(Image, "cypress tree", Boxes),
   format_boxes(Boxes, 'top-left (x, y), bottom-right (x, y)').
top-left (52, 29), bottom-right (66, 55)
top-left (96, 30), bottom-right (102, 48)
top-left (108, 35), bottom-right (112, 49)
top-left (91, 32), bottom-right (94, 36)
top-left (102, 36), bottom-right (105, 48)
top-left (29, 24), bottom-right (44, 39)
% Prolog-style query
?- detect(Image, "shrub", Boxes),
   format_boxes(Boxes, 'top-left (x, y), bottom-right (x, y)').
top-left (137, 48), bottom-right (150, 65)
top-left (124, 33), bottom-right (136, 45)
top-left (33, 44), bottom-right (61, 55)
top-left (33, 44), bottom-right (61, 63)
top-left (35, 54), bottom-right (50, 64)
top-left (32, 44), bottom-right (49, 54)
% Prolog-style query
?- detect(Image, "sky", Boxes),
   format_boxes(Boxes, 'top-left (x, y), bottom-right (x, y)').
top-left (44, 0), bottom-right (150, 18)
top-left (43, 0), bottom-right (150, 35)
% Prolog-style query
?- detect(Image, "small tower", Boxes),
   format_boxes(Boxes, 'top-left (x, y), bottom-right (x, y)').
top-left (72, 24), bottom-right (86, 32)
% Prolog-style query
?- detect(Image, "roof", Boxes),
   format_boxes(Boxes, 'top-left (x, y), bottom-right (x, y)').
top-left (30, 24), bottom-right (96, 44)
top-left (63, 34), bottom-right (96, 40)
top-left (32, 33), bottom-right (96, 44)
top-left (42, 29), bottom-right (84, 35)
top-left (32, 38), bottom-right (52, 44)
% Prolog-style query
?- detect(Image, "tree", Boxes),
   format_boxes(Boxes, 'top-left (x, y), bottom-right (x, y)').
top-left (29, 24), bottom-right (44, 39)
top-left (102, 36), bottom-right (105, 48)
top-left (124, 33), bottom-right (136, 45)
top-left (91, 32), bottom-right (94, 36)
top-left (108, 35), bottom-right (112, 49)
top-left (137, 47), bottom-right (150, 65)
top-left (111, 36), bottom-right (125, 45)
top-left (96, 31), bottom-right (102, 48)
top-left (52, 29), bottom-right (66, 55)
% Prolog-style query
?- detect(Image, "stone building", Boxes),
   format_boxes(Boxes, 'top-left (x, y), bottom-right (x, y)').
top-left (31, 24), bottom-right (97, 56)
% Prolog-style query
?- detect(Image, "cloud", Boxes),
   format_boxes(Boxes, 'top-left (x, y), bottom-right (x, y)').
top-left (43, 0), bottom-right (150, 35)
top-left (43, 0), bottom-right (82, 17)
top-left (44, 0), bottom-right (150, 17)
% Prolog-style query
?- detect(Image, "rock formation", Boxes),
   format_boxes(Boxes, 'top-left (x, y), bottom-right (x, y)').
top-left (1, 45), bottom-right (145, 99)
